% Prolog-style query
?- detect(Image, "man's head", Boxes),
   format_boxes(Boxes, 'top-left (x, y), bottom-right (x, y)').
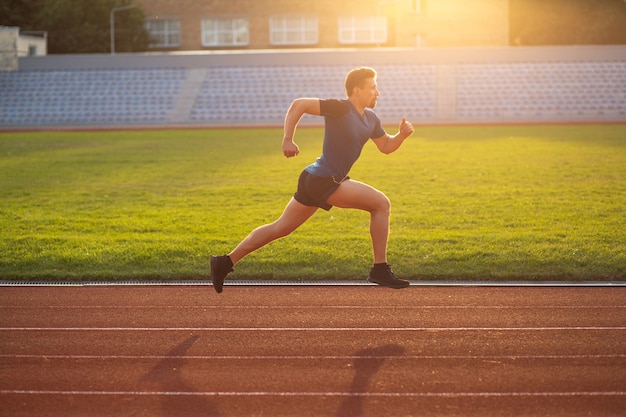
top-left (345, 67), bottom-right (379, 109)
top-left (345, 67), bottom-right (377, 96)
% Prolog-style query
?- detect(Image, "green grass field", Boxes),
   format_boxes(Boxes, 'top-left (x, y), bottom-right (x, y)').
top-left (1, 124), bottom-right (624, 281)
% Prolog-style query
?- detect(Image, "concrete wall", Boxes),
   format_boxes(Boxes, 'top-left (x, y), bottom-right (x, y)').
top-left (0, 27), bottom-right (18, 71)
top-left (18, 45), bottom-right (626, 70)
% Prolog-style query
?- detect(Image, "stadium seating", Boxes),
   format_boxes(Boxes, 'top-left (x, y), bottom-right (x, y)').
top-left (0, 60), bottom-right (623, 127)
top-left (456, 62), bottom-right (626, 121)
top-left (0, 68), bottom-right (186, 126)
top-left (188, 64), bottom-right (436, 125)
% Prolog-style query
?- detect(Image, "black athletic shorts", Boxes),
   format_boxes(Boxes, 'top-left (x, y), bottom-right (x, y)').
top-left (293, 170), bottom-right (349, 211)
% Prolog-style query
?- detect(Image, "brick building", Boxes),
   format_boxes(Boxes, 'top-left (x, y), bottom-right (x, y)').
top-left (134, 0), bottom-right (509, 51)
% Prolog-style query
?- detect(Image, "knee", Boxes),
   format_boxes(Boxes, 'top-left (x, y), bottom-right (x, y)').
top-left (372, 191), bottom-right (391, 214)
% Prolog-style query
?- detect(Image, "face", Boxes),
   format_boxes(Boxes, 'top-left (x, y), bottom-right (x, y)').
top-left (356, 77), bottom-right (380, 109)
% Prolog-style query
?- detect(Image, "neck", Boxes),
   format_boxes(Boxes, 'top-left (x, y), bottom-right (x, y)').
top-left (348, 96), bottom-right (366, 115)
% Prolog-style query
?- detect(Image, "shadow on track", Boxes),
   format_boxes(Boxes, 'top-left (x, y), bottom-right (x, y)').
top-left (140, 335), bottom-right (220, 417)
top-left (336, 344), bottom-right (406, 417)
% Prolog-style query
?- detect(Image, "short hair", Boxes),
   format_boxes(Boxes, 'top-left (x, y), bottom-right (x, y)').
top-left (345, 67), bottom-right (377, 97)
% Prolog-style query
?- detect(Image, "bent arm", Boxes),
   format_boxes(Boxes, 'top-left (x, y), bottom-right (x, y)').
top-left (282, 98), bottom-right (321, 158)
top-left (372, 116), bottom-right (414, 154)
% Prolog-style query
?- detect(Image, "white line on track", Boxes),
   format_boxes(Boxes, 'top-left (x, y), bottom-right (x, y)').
top-left (2, 305), bottom-right (624, 309)
top-left (1, 326), bottom-right (625, 331)
top-left (1, 390), bottom-right (624, 398)
top-left (2, 280), bottom-right (625, 287)
top-left (1, 354), bottom-right (625, 360)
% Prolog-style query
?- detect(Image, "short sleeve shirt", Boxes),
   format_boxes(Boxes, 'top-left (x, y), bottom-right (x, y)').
top-left (304, 99), bottom-right (385, 179)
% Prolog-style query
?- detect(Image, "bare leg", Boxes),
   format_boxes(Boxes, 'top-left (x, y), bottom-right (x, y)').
top-left (228, 197), bottom-right (318, 264)
top-left (326, 180), bottom-right (391, 264)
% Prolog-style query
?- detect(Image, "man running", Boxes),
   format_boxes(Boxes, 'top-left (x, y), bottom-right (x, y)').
top-left (211, 67), bottom-right (414, 293)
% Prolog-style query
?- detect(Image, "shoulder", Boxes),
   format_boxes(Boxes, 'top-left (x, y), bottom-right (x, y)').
top-left (365, 108), bottom-right (385, 138)
top-left (364, 108), bottom-right (379, 120)
top-left (320, 99), bottom-right (350, 117)
top-left (363, 107), bottom-right (383, 126)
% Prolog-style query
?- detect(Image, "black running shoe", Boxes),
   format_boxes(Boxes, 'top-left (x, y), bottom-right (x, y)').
top-left (368, 263), bottom-right (410, 289)
top-left (210, 255), bottom-right (233, 293)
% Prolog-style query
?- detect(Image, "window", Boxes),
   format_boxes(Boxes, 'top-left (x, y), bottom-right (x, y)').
top-left (338, 16), bottom-right (387, 44)
top-left (201, 18), bottom-right (249, 47)
top-left (146, 19), bottom-right (180, 48)
top-left (411, 0), bottom-right (424, 14)
top-left (270, 15), bottom-right (318, 45)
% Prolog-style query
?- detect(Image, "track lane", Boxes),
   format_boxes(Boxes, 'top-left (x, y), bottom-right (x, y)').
top-left (1, 355), bottom-right (625, 393)
top-left (2, 285), bottom-right (625, 307)
top-left (1, 305), bottom-right (624, 328)
top-left (0, 285), bottom-right (624, 417)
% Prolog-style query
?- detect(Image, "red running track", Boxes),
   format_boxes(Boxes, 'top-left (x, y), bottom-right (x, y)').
top-left (0, 285), bottom-right (625, 416)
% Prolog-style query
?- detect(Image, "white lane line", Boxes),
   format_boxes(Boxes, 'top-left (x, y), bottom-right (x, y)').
top-left (2, 305), bottom-right (624, 309)
top-left (1, 390), bottom-right (624, 397)
top-left (1, 354), bottom-right (625, 360)
top-left (1, 327), bottom-right (625, 331)
top-left (2, 279), bottom-right (625, 287)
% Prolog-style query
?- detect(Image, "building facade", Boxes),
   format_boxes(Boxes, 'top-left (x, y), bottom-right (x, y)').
top-left (1, 26), bottom-right (48, 71)
top-left (134, 0), bottom-right (509, 51)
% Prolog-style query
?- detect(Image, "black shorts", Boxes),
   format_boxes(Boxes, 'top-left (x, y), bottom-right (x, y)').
top-left (293, 170), bottom-right (349, 211)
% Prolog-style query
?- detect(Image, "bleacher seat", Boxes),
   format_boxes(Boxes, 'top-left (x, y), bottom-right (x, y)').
top-left (0, 60), bottom-right (623, 127)
top-left (188, 64), bottom-right (436, 124)
top-left (456, 61), bottom-right (626, 121)
top-left (0, 68), bottom-right (185, 126)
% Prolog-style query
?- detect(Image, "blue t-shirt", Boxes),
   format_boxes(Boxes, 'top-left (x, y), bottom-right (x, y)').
top-left (304, 99), bottom-right (385, 180)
